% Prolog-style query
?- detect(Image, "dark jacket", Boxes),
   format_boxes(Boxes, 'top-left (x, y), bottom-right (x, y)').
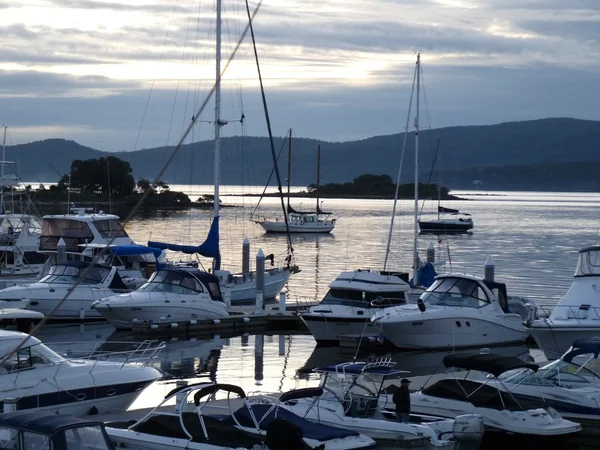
top-left (392, 385), bottom-right (410, 413)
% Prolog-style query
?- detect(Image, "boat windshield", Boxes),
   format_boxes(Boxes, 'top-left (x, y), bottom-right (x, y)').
top-left (575, 249), bottom-right (600, 277)
top-left (321, 371), bottom-right (384, 399)
top-left (0, 343), bottom-right (65, 373)
top-left (40, 264), bottom-right (110, 285)
top-left (138, 270), bottom-right (205, 295)
top-left (64, 425), bottom-right (112, 450)
top-left (93, 218), bottom-right (128, 239)
top-left (503, 356), bottom-right (600, 387)
top-left (320, 288), bottom-right (406, 307)
top-left (421, 277), bottom-right (490, 308)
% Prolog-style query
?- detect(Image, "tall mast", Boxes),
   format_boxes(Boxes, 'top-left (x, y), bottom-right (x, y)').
top-left (287, 129), bottom-right (292, 210)
top-left (1, 125), bottom-right (6, 214)
top-left (413, 53), bottom-right (421, 286)
top-left (316, 144), bottom-right (321, 212)
top-left (213, 0), bottom-right (222, 270)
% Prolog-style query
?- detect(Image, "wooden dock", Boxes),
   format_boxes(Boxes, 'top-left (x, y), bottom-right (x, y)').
top-left (129, 303), bottom-right (315, 337)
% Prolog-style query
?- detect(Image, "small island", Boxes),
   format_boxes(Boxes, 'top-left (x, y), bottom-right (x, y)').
top-left (240, 174), bottom-right (464, 200)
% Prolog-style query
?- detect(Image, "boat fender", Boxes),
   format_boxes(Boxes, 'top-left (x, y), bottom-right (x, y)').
top-left (88, 406), bottom-right (98, 415)
top-left (417, 299), bottom-right (426, 312)
top-left (213, 319), bottom-right (221, 324)
top-left (241, 317), bottom-right (250, 323)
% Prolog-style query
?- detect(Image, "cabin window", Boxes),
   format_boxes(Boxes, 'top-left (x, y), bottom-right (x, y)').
top-left (40, 219), bottom-right (94, 252)
top-left (22, 432), bottom-right (50, 450)
top-left (40, 265), bottom-right (109, 285)
top-left (0, 426), bottom-right (20, 449)
top-left (139, 270), bottom-right (205, 295)
top-left (0, 251), bottom-right (15, 265)
top-left (64, 426), bottom-right (111, 450)
top-left (321, 289), bottom-right (406, 307)
top-left (576, 250), bottom-right (600, 277)
top-left (422, 278), bottom-right (490, 308)
top-left (93, 219), bottom-right (128, 239)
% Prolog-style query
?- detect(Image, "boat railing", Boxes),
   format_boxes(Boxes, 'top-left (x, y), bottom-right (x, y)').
top-left (538, 303), bottom-right (600, 322)
top-left (81, 340), bottom-right (166, 370)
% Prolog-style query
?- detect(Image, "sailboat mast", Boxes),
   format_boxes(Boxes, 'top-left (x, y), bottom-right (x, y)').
top-left (316, 144), bottom-right (321, 212)
top-left (413, 53), bottom-right (421, 286)
top-left (213, 0), bottom-right (222, 270)
top-left (287, 129), bottom-right (292, 210)
top-left (1, 125), bottom-right (6, 214)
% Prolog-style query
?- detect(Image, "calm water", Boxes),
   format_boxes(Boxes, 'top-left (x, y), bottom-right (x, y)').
top-left (32, 190), bottom-right (600, 447)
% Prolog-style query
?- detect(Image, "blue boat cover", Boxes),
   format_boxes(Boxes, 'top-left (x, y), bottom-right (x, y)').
top-left (109, 244), bottom-right (162, 258)
top-left (224, 404), bottom-right (358, 441)
top-left (409, 262), bottom-right (437, 288)
top-left (149, 216), bottom-right (220, 259)
top-left (564, 339), bottom-right (600, 362)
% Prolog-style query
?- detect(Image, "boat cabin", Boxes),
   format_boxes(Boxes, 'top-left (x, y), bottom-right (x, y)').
top-left (0, 412), bottom-right (114, 450)
top-left (0, 330), bottom-right (66, 374)
top-left (420, 274), bottom-right (509, 311)
top-left (138, 268), bottom-right (223, 301)
top-left (315, 361), bottom-right (408, 418)
top-left (0, 214), bottom-right (47, 270)
top-left (575, 246), bottom-right (600, 278)
top-left (38, 261), bottom-right (128, 290)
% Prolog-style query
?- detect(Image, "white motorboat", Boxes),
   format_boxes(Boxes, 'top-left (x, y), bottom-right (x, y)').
top-left (299, 269), bottom-right (416, 344)
top-left (394, 353), bottom-right (581, 444)
top-left (105, 382), bottom-right (374, 450)
top-left (0, 330), bottom-right (162, 415)
top-left (529, 245), bottom-right (600, 360)
top-left (498, 338), bottom-right (600, 423)
top-left (91, 267), bottom-right (229, 329)
top-left (0, 214), bottom-right (47, 279)
top-left (0, 261), bottom-right (133, 321)
top-left (257, 212), bottom-right (336, 234)
top-left (275, 360), bottom-right (483, 449)
top-left (0, 412), bottom-right (118, 450)
top-left (371, 273), bottom-right (531, 349)
top-left (0, 299), bottom-right (44, 331)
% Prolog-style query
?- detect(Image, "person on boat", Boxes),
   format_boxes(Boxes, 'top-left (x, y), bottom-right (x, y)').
top-left (393, 378), bottom-right (411, 423)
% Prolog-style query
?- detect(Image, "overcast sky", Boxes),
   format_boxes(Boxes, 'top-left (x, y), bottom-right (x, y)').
top-left (1, 0), bottom-right (599, 151)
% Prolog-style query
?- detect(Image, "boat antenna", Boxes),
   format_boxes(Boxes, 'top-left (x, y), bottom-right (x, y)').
top-left (244, 0), bottom-right (294, 260)
top-left (1, 125), bottom-right (6, 214)
top-left (383, 61), bottom-right (417, 271)
top-left (0, 1), bottom-right (264, 367)
top-left (315, 143), bottom-right (321, 213)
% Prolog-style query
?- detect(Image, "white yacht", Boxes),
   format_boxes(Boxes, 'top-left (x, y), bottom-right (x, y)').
top-left (274, 360), bottom-right (484, 449)
top-left (0, 330), bottom-right (162, 416)
top-left (105, 382), bottom-right (374, 450)
top-left (497, 338), bottom-right (600, 423)
top-left (529, 245), bottom-right (600, 360)
top-left (371, 273), bottom-right (530, 349)
top-left (299, 269), bottom-right (415, 343)
top-left (0, 214), bottom-right (46, 279)
top-left (91, 267), bottom-right (229, 329)
top-left (394, 353), bottom-right (581, 444)
top-left (0, 261), bottom-right (133, 320)
top-left (0, 299), bottom-right (44, 331)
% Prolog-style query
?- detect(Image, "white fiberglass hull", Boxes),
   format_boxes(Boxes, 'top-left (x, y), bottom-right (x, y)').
top-left (105, 428), bottom-right (232, 450)
top-left (0, 360), bottom-right (160, 416)
top-left (376, 307), bottom-right (529, 349)
top-left (407, 392), bottom-right (581, 436)
top-left (300, 310), bottom-right (377, 342)
top-left (92, 292), bottom-right (229, 329)
top-left (229, 269), bottom-right (291, 303)
top-left (258, 220), bottom-right (334, 233)
top-left (529, 320), bottom-right (600, 360)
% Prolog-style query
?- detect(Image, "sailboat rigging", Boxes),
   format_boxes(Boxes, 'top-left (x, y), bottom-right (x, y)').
top-left (148, 0), bottom-right (297, 304)
top-left (252, 132), bottom-right (337, 233)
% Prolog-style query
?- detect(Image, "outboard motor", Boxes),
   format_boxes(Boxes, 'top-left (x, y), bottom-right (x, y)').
top-left (452, 414), bottom-right (484, 450)
top-left (266, 418), bottom-right (309, 450)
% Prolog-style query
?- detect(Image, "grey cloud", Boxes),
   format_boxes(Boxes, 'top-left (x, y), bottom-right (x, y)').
top-left (518, 19), bottom-right (600, 43)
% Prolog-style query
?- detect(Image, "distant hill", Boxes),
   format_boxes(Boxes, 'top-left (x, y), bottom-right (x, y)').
top-left (7, 118), bottom-right (600, 191)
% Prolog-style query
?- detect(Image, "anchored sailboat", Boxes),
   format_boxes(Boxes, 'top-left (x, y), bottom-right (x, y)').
top-left (252, 130), bottom-right (337, 233)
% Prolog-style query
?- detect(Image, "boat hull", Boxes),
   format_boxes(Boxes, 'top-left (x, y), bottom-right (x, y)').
top-left (418, 220), bottom-right (473, 233)
top-left (300, 312), bottom-right (377, 343)
top-left (529, 321), bottom-right (600, 360)
top-left (379, 315), bottom-right (529, 349)
top-left (258, 221), bottom-right (334, 233)
top-left (229, 269), bottom-right (291, 303)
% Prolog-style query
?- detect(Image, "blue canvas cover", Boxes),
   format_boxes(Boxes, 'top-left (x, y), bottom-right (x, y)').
top-left (149, 216), bottom-right (220, 259)
top-left (224, 404), bottom-right (358, 441)
top-left (409, 262), bottom-right (437, 288)
top-left (109, 245), bottom-right (162, 259)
